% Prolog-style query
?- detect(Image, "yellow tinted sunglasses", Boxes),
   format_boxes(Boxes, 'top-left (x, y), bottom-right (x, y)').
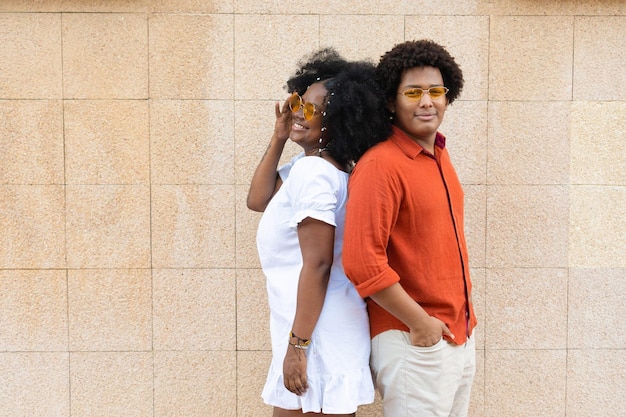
top-left (399, 86), bottom-right (449, 101)
top-left (288, 93), bottom-right (321, 121)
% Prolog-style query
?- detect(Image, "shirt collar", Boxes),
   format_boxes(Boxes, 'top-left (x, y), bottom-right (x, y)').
top-left (389, 125), bottom-right (447, 159)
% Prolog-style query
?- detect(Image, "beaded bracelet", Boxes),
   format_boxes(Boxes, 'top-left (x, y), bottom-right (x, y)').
top-left (288, 341), bottom-right (309, 350)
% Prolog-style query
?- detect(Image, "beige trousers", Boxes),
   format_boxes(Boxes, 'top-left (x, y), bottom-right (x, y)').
top-left (371, 330), bottom-right (476, 417)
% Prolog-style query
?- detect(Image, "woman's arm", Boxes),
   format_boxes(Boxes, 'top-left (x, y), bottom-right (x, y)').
top-left (246, 100), bottom-right (291, 212)
top-left (282, 217), bottom-right (335, 396)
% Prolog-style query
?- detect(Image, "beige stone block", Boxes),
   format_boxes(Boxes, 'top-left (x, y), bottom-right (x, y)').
top-left (489, 16), bottom-right (573, 101)
top-left (392, 0), bottom-right (484, 15)
top-left (64, 100), bottom-right (149, 185)
top-left (571, 0), bottom-right (626, 14)
top-left (571, 101), bottom-right (625, 185)
top-left (234, 0), bottom-right (481, 14)
top-left (66, 185), bottom-right (151, 268)
top-left (234, 100), bottom-right (301, 186)
top-left (234, 15), bottom-right (320, 101)
top-left (61, 0), bottom-right (150, 12)
top-left (151, 100), bottom-right (234, 185)
top-left (0, 352), bottom-right (69, 416)
top-left (237, 269), bottom-right (270, 350)
top-left (0, 100), bottom-right (64, 184)
top-left (62, 13), bottom-right (148, 99)
top-left (0, 185), bottom-right (65, 269)
top-left (568, 268), bottom-right (626, 349)
top-left (233, 100), bottom-right (265, 182)
top-left (574, 17), bottom-right (626, 101)
top-left (0, 270), bottom-right (67, 351)
top-left (150, 14), bottom-right (233, 99)
top-left (486, 268), bottom-right (568, 350)
top-left (232, 0), bottom-right (314, 14)
top-left (152, 0), bottom-right (232, 12)
top-left (486, 185), bottom-right (569, 268)
top-left (441, 101), bottom-right (488, 185)
top-left (569, 186), bottom-right (626, 268)
top-left (0, 1), bottom-right (62, 12)
top-left (567, 349), bottom-right (626, 417)
top-left (151, 185), bottom-right (235, 268)
top-left (464, 185), bottom-right (486, 268)
top-left (488, 101), bottom-right (570, 185)
top-left (236, 185), bottom-right (262, 269)
top-left (485, 350), bottom-right (566, 417)
top-left (0, 14), bottom-right (62, 98)
top-left (485, 0), bottom-right (575, 14)
top-left (237, 350), bottom-right (273, 417)
top-left (68, 269), bottom-right (152, 351)
top-left (153, 269), bottom-right (235, 351)
top-left (405, 15), bottom-right (490, 101)
top-left (70, 352), bottom-right (153, 417)
top-left (154, 351), bottom-right (236, 417)
top-left (320, 15), bottom-right (405, 61)
top-left (235, 100), bottom-right (274, 185)
top-left (470, 267), bottom-right (485, 349)
top-left (487, 0), bottom-right (625, 15)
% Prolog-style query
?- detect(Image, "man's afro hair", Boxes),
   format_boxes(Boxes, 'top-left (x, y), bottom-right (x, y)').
top-left (376, 39), bottom-right (464, 105)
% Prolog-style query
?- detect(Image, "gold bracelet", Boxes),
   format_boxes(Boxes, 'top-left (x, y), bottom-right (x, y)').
top-left (289, 331), bottom-right (311, 347)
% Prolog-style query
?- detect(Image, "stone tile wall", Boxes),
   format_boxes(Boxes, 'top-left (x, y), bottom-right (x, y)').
top-left (0, 1), bottom-right (624, 416)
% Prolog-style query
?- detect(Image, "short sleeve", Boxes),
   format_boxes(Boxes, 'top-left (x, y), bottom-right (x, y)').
top-left (285, 157), bottom-right (340, 229)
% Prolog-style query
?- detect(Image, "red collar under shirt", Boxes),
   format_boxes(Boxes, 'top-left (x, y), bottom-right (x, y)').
top-left (343, 126), bottom-right (476, 344)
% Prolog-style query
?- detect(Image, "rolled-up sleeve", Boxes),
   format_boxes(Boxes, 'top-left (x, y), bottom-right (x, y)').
top-left (343, 158), bottom-right (401, 298)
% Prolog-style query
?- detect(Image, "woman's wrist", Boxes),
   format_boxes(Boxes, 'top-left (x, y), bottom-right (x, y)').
top-left (288, 331), bottom-right (311, 350)
top-left (271, 132), bottom-right (289, 143)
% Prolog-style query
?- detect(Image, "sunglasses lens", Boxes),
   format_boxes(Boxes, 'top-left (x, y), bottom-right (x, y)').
top-left (403, 88), bottom-right (423, 100)
top-left (429, 87), bottom-right (447, 98)
top-left (289, 93), bottom-right (318, 120)
top-left (288, 93), bottom-right (301, 113)
top-left (302, 103), bottom-right (316, 121)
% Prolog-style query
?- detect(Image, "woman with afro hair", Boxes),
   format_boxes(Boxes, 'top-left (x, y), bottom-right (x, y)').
top-left (247, 48), bottom-right (390, 416)
top-left (343, 39), bottom-right (478, 417)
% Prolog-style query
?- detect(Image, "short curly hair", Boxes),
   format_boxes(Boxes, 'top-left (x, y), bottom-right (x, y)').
top-left (376, 39), bottom-right (464, 107)
top-left (286, 48), bottom-right (391, 167)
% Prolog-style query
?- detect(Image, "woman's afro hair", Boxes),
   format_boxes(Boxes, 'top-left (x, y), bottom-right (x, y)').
top-left (286, 48), bottom-right (348, 96)
top-left (286, 48), bottom-right (391, 166)
top-left (376, 39), bottom-right (464, 105)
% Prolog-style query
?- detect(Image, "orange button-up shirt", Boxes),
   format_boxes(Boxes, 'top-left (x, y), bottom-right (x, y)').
top-left (343, 126), bottom-right (476, 345)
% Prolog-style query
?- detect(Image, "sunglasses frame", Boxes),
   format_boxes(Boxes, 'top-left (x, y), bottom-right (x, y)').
top-left (398, 86), bottom-right (449, 101)
top-left (288, 93), bottom-right (320, 121)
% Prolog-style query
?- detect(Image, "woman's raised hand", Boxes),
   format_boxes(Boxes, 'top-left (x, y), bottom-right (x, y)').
top-left (273, 97), bottom-right (292, 142)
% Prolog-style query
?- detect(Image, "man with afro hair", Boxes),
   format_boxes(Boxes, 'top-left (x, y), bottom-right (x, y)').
top-left (343, 40), bottom-right (477, 417)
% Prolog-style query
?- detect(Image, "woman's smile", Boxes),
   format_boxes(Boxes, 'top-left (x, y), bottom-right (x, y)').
top-left (292, 121), bottom-right (307, 131)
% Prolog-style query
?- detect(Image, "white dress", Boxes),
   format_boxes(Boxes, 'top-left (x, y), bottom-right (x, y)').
top-left (257, 153), bottom-right (374, 414)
